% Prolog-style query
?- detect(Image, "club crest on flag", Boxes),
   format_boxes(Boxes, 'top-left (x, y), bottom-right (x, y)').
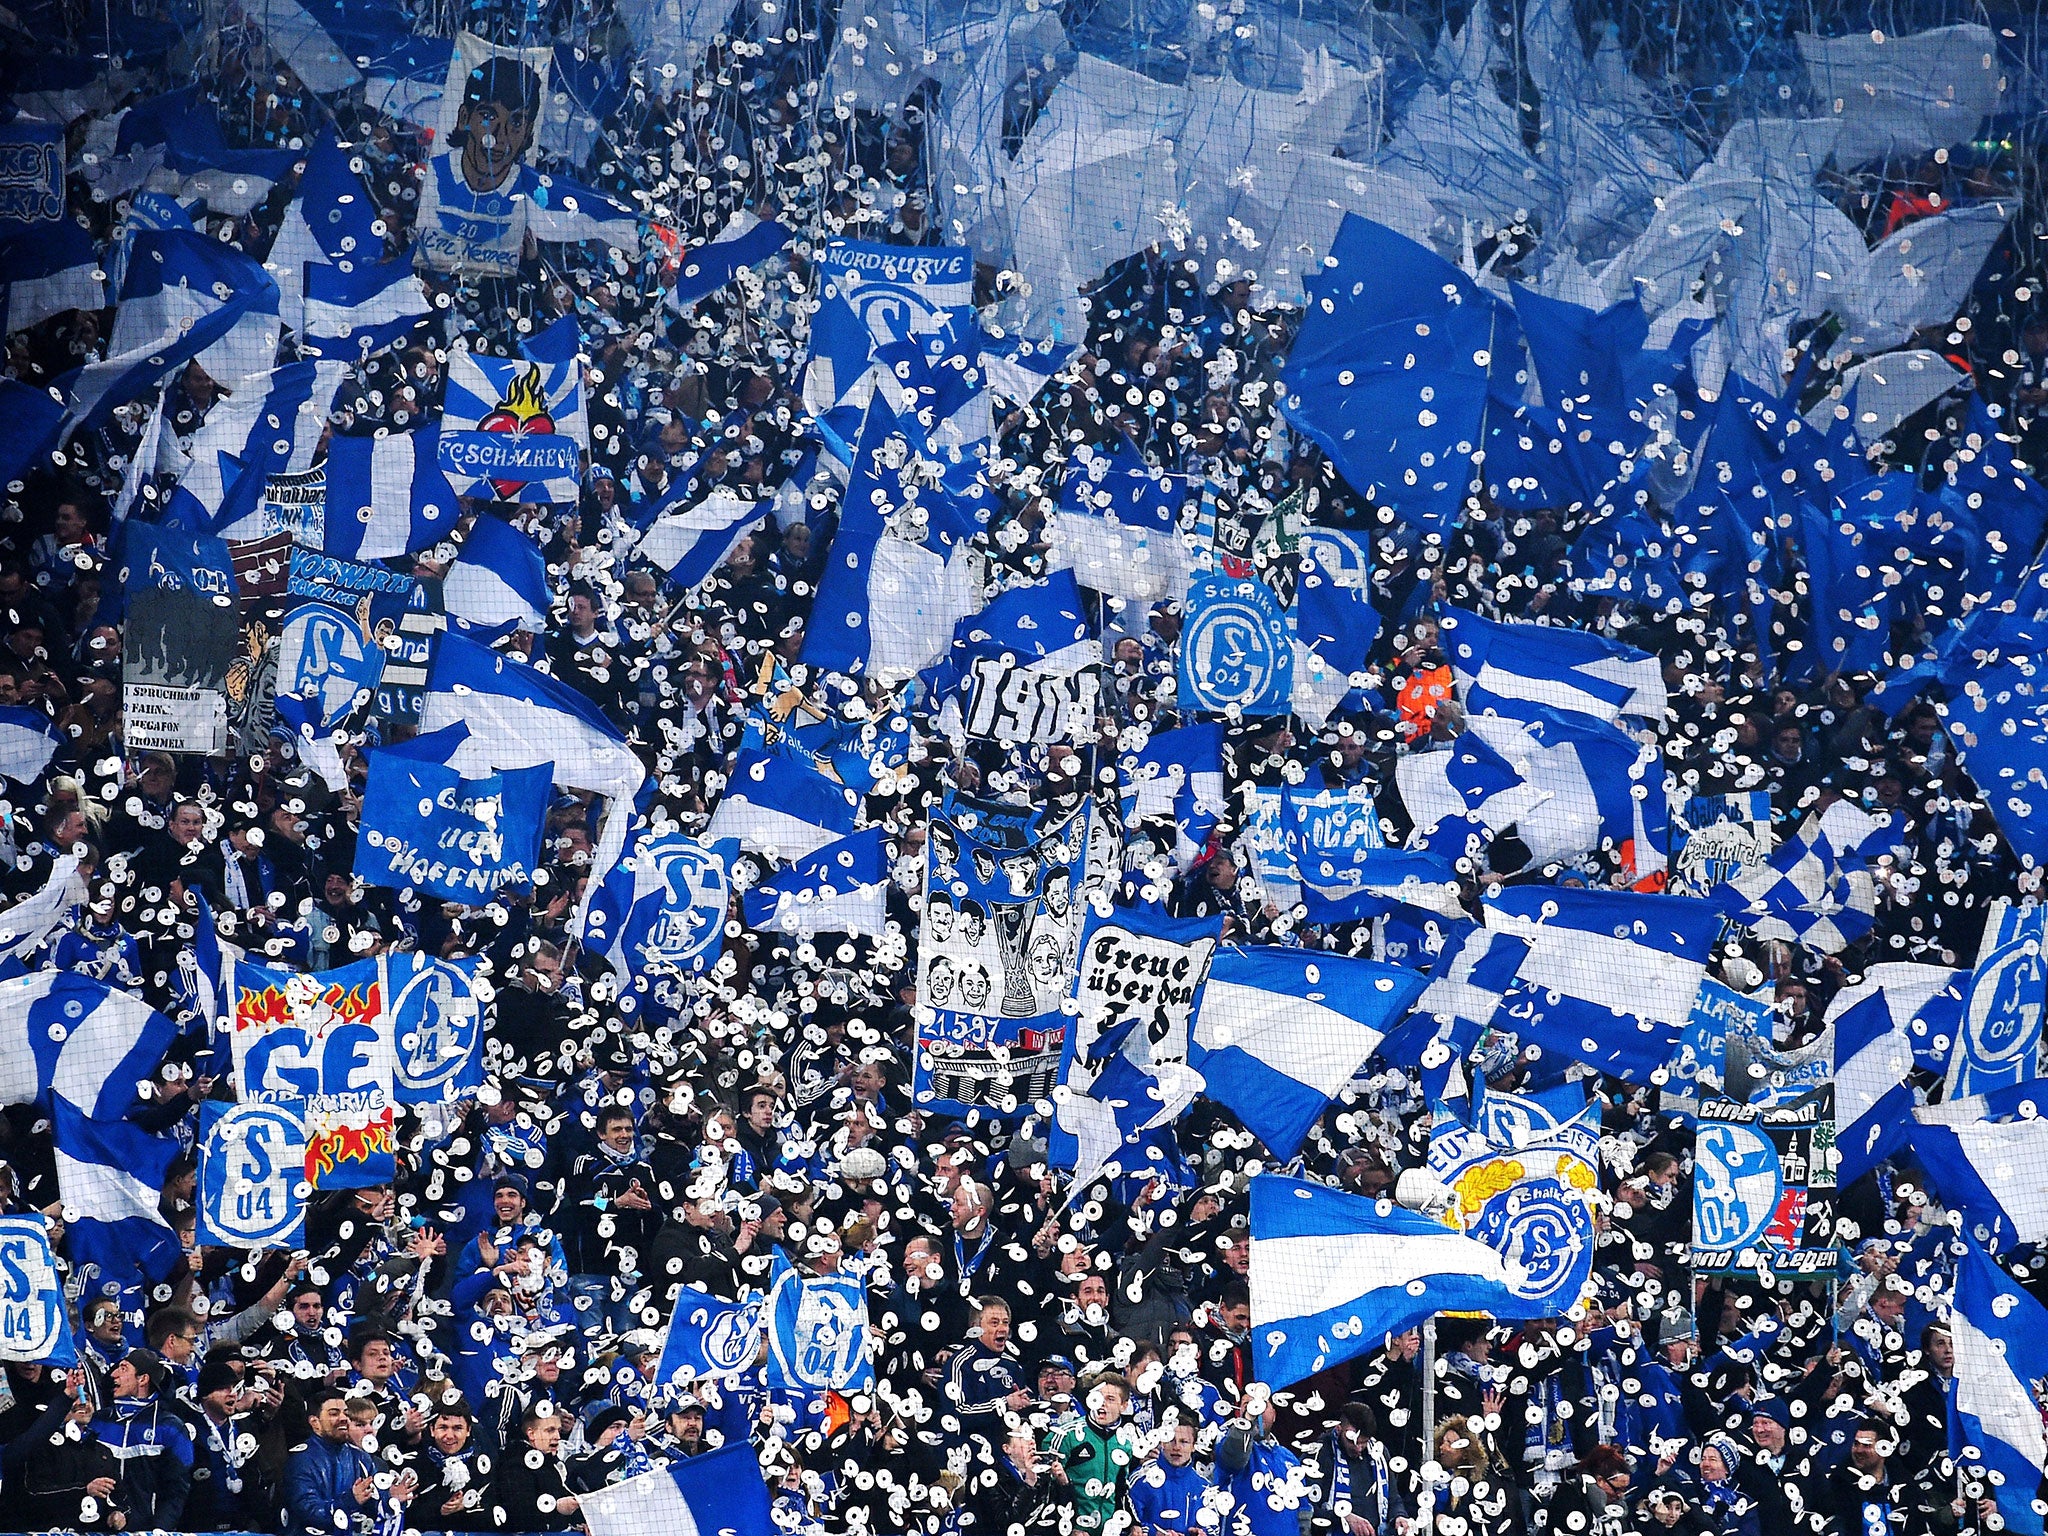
top-left (0, 1217), bottom-right (69, 1362)
top-left (197, 1100), bottom-right (308, 1249)
top-left (1693, 1120), bottom-right (1783, 1252)
top-left (1468, 1176), bottom-right (1596, 1308)
top-left (390, 953), bottom-right (484, 1097)
top-left (642, 836), bottom-right (729, 970)
top-left (1954, 937), bottom-right (2046, 1097)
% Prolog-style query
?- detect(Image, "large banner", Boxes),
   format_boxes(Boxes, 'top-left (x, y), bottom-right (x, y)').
top-left (1692, 1091), bottom-right (1840, 1279)
top-left (0, 1216), bottom-right (75, 1367)
top-left (1669, 791), bottom-right (1773, 896)
top-left (914, 799), bottom-right (1087, 1115)
top-left (388, 952), bottom-right (487, 1103)
top-left (119, 522), bottom-right (238, 754)
top-left (230, 959), bottom-right (395, 1188)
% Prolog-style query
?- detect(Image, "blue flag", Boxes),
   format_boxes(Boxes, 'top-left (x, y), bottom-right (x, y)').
top-left (583, 828), bottom-right (730, 980)
top-left (1952, 1238), bottom-right (2048, 1536)
top-left (196, 1099), bottom-right (309, 1250)
top-left (387, 952), bottom-right (487, 1103)
top-left (356, 722), bottom-right (552, 903)
top-left (0, 1216), bottom-right (76, 1369)
top-left (764, 1269), bottom-right (873, 1396)
top-left (657, 1285), bottom-right (765, 1387)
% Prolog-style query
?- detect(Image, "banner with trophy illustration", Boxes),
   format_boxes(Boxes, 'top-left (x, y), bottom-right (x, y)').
top-left (913, 796), bottom-right (1088, 1117)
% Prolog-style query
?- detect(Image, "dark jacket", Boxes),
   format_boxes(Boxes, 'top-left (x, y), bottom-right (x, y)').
top-left (487, 1441), bottom-right (580, 1530)
top-left (13, 1399), bottom-right (133, 1533)
top-left (91, 1395), bottom-right (192, 1531)
top-left (281, 1433), bottom-right (370, 1536)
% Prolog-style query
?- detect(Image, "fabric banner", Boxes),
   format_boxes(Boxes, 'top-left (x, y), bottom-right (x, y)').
top-left (196, 1099), bottom-right (310, 1250)
top-left (914, 800), bottom-right (1088, 1115)
top-left (119, 522), bottom-right (238, 754)
top-left (0, 1216), bottom-right (74, 1367)
top-left (1669, 790), bottom-right (1774, 896)
top-left (1692, 1090), bottom-right (1840, 1278)
top-left (356, 733), bottom-right (551, 903)
top-left (387, 952), bottom-right (487, 1103)
top-left (230, 958), bottom-right (396, 1188)
top-left (1179, 569), bottom-right (1294, 716)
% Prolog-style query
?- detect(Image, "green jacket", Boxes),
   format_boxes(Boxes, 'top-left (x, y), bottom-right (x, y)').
top-left (1047, 1418), bottom-right (1141, 1532)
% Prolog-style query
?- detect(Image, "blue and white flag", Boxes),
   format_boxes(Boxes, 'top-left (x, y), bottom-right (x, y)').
top-left (356, 721), bottom-right (552, 904)
top-left (579, 1442), bottom-right (775, 1536)
top-left (1719, 818), bottom-right (1876, 955)
top-left (265, 129), bottom-right (384, 333)
top-left (1395, 726), bottom-right (1546, 856)
top-left (107, 87), bottom-right (297, 217)
top-left (0, 704), bottom-right (60, 783)
top-left (1411, 924), bottom-right (1532, 1036)
top-left (1193, 949), bottom-right (1430, 1158)
top-left (764, 1269), bottom-right (874, 1395)
top-left (933, 572), bottom-right (1099, 746)
top-left (1180, 568), bottom-right (1295, 716)
top-left (1826, 974), bottom-right (1933, 1187)
top-left (1052, 440), bottom-right (1191, 604)
top-left (1951, 1237), bottom-right (2048, 1536)
top-left (1293, 528), bottom-right (1381, 728)
top-left (802, 398), bottom-right (986, 682)
top-left (441, 330), bottom-right (588, 505)
top-left (1938, 650), bottom-right (2048, 868)
top-left (387, 952), bottom-right (487, 1103)
top-left (1248, 1174), bottom-right (1535, 1387)
top-left (583, 828), bottom-right (729, 980)
top-left (800, 240), bottom-right (974, 421)
top-left (421, 631), bottom-right (646, 897)
top-left (1120, 721), bottom-right (1227, 871)
top-left (657, 1286), bottom-right (765, 1385)
top-left (1289, 787), bottom-right (1464, 922)
top-left (0, 119), bottom-right (65, 231)
top-left (635, 487), bottom-right (769, 590)
top-left (668, 212), bottom-right (794, 311)
top-left (65, 231), bottom-right (278, 433)
top-left (1436, 706), bottom-right (1668, 878)
top-left (0, 1216), bottom-right (76, 1368)
top-left (0, 378), bottom-right (61, 491)
top-left (196, 1099), bottom-right (309, 1250)
top-left (0, 971), bottom-right (179, 1121)
top-left (1942, 932), bottom-right (2048, 1101)
top-left (1911, 1108), bottom-right (2048, 1253)
top-left (1485, 885), bottom-right (1723, 1081)
top-left (704, 748), bottom-right (861, 860)
top-left (443, 514), bottom-right (551, 633)
top-left (0, 221), bottom-right (104, 334)
top-left (274, 601), bottom-right (384, 730)
top-left (301, 257), bottom-right (431, 362)
top-left (51, 1097), bottom-right (182, 1286)
top-left (171, 360), bottom-right (338, 540)
top-left (321, 423), bottom-right (464, 560)
top-left (1440, 607), bottom-right (1668, 724)
top-left (742, 826), bottom-right (891, 939)
top-left (0, 856), bottom-right (87, 979)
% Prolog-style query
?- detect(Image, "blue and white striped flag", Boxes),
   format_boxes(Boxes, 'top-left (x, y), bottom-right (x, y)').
top-left (1249, 1174), bottom-right (1535, 1387)
top-left (1827, 964), bottom-right (1949, 1186)
top-left (1484, 885), bottom-right (1723, 1081)
top-left (322, 424), bottom-right (463, 560)
top-left (51, 1097), bottom-right (182, 1287)
top-left (703, 749), bottom-right (861, 860)
top-left (1193, 950), bottom-right (1430, 1157)
top-left (169, 360), bottom-right (339, 539)
top-left (0, 221), bottom-right (104, 335)
top-left (0, 972), bottom-right (179, 1121)
top-left (1051, 439), bottom-right (1191, 604)
top-left (741, 826), bottom-right (891, 939)
top-left (443, 514), bottom-right (551, 633)
top-left (668, 212), bottom-right (794, 312)
top-left (265, 129), bottom-right (383, 333)
top-left (1120, 721), bottom-right (1227, 871)
top-left (1911, 1106), bottom-right (2048, 1253)
top-left (0, 705), bottom-right (61, 783)
top-left (764, 1269), bottom-right (873, 1395)
top-left (0, 856), bottom-right (87, 979)
top-left (579, 1442), bottom-right (775, 1536)
top-left (1440, 607), bottom-right (1668, 724)
top-left (301, 257), bottom-right (431, 362)
top-left (656, 1286), bottom-right (765, 1386)
top-left (64, 231), bottom-right (279, 433)
top-left (421, 631), bottom-right (646, 899)
top-left (1952, 1237), bottom-right (2048, 1536)
top-left (635, 487), bottom-right (769, 590)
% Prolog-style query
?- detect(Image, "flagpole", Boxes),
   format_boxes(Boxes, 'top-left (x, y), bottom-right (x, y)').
top-left (1419, 1315), bottom-right (1439, 1530)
